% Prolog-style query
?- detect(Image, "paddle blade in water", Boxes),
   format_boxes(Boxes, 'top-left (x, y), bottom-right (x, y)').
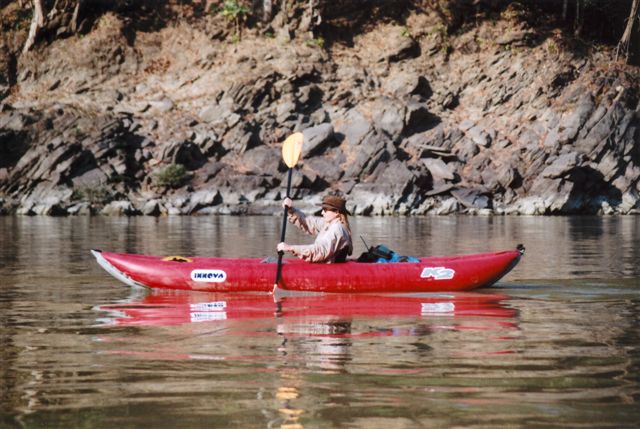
top-left (282, 132), bottom-right (304, 168)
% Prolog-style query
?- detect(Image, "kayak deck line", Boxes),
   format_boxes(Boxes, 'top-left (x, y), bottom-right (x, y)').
top-left (91, 245), bottom-right (525, 294)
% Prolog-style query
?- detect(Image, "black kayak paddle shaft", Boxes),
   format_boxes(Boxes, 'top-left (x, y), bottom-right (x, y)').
top-left (275, 168), bottom-right (293, 287)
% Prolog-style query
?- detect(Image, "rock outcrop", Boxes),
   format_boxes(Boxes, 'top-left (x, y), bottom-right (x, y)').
top-left (0, 2), bottom-right (639, 216)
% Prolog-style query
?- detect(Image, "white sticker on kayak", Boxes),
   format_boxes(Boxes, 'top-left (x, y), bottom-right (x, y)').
top-left (191, 269), bottom-right (227, 282)
top-left (190, 302), bottom-right (227, 312)
top-left (420, 267), bottom-right (455, 280)
top-left (190, 312), bottom-right (227, 322)
top-left (421, 302), bottom-right (455, 314)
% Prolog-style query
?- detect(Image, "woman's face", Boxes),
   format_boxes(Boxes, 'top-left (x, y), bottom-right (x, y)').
top-left (322, 208), bottom-right (339, 222)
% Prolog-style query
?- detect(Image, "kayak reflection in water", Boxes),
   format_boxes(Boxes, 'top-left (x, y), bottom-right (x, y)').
top-left (277, 194), bottom-right (353, 263)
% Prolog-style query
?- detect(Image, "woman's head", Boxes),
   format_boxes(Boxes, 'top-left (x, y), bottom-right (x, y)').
top-left (320, 195), bottom-right (349, 215)
top-left (320, 195), bottom-right (351, 230)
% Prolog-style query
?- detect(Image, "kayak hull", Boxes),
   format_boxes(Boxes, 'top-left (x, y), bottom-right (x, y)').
top-left (92, 247), bottom-right (523, 293)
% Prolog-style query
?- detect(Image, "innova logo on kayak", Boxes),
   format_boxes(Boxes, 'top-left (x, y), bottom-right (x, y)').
top-left (420, 267), bottom-right (455, 280)
top-left (190, 269), bottom-right (227, 282)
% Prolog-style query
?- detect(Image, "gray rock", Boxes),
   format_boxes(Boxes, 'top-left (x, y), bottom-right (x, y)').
top-left (302, 123), bottom-right (335, 157)
top-left (222, 125), bottom-right (260, 154)
top-left (459, 119), bottom-right (475, 132)
top-left (466, 125), bottom-right (492, 147)
top-left (71, 168), bottom-right (108, 188)
top-left (508, 196), bottom-right (547, 215)
top-left (497, 167), bottom-right (521, 189)
top-left (349, 183), bottom-right (396, 215)
top-left (304, 157), bottom-right (343, 184)
top-left (433, 197), bottom-right (459, 215)
top-left (243, 146), bottom-right (280, 176)
top-left (378, 30), bottom-right (419, 63)
top-left (541, 152), bottom-right (582, 179)
top-left (374, 101), bottom-right (405, 140)
top-left (451, 188), bottom-right (490, 210)
top-left (276, 100), bottom-right (296, 122)
top-left (456, 139), bottom-right (479, 161)
top-left (383, 71), bottom-right (432, 99)
top-left (149, 98), bottom-right (174, 113)
top-left (67, 202), bottom-right (92, 215)
top-left (166, 206), bottom-right (183, 215)
top-left (141, 200), bottom-right (161, 216)
top-left (101, 200), bottom-right (138, 216)
top-left (577, 102), bottom-right (626, 158)
top-left (199, 104), bottom-right (229, 124)
top-left (405, 101), bottom-right (433, 131)
top-left (423, 157), bottom-right (455, 182)
top-left (496, 30), bottom-right (534, 46)
top-left (344, 132), bottom-right (389, 179)
top-left (32, 203), bottom-right (67, 216)
top-left (17, 201), bottom-right (35, 215)
top-left (334, 109), bottom-right (372, 146)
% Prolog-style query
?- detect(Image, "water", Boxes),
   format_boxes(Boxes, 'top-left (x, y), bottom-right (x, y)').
top-left (0, 215), bottom-right (638, 428)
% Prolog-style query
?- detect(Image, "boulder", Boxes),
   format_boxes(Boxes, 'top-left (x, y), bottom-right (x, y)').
top-left (302, 123), bottom-right (335, 157)
top-left (433, 197), bottom-right (459, 215)
top-left (423, 158), bottom-right (455, 182)
top-left (373, 100), bottom-right (405, 140)
top-left (199, 103), bottom-right (231, 124)
top-left (141, 199), bottom-right (162, 216)
top-left (541, 152), bottom-right (583, 179)
top-left (185, 190), bottom-right (222, 214)
top-left (344, 132), bottom-right (389, 179)
top-left (451, 188), bottom-right (490, 210)
top-left (383, 70), bottom-right (432, 99)
top-left (101, 200), bottom-right (138, 216)
top-left (67, 202), bottom-right (92, 215)
top-left (333, 109), bottom-right (372, 147)
top-left (465, 125), bottom-right (492, 147)
top-left (304, 157), bottom-right (343, 184)
top-left (378, 29), bottom-right (420, 63)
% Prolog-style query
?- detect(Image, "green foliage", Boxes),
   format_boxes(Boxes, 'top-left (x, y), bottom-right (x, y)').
top-left (429, 24), bottom-right (450, 56)
top-left (305, 37), bottom-right (325, 48)
top-left (215, 0), bottom-right (250, 41)
top-left (96, 13), bottom-right (120, 31)
top-left (400, 26), bottom-right (411, 38)
top-left (154, 164), bottom-right (190, 188)
top-left (72, 186), bottom-right (113, 205)
top-left (220, 0), bottom-right (250, 21)
top-left (546, 39), bottom-right (558, 55)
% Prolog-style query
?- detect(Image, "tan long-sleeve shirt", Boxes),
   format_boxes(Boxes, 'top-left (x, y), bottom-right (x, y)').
top-left (287, 208), bottom-right (353, 263)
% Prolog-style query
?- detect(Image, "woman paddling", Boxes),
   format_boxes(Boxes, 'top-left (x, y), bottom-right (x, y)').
top-left (276, 195), bottom-right (353, 263)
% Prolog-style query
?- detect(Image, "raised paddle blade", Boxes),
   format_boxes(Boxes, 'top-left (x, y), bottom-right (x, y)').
top-left (282, 132), bottom-right (304, 168)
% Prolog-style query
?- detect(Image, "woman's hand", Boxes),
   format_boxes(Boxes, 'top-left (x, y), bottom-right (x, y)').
top-left (282, 197), bottom-right (293, 211)
top-left (277, 242), bottom-right (291, 253)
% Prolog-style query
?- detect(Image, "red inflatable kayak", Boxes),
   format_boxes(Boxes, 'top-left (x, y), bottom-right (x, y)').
top-left (92, 245), bottom-right (524, 293)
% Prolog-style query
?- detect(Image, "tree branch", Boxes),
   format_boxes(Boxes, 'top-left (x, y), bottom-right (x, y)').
top-left (23, 0), bottom-right (45, 54)
top-left (616, 0), bottom-right (640, 64)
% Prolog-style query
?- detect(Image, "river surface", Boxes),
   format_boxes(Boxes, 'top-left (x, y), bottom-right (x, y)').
top-left (0, 215), bottom-right (638, 428)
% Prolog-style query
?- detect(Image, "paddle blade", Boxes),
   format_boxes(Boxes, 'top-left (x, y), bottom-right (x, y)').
top-left (282, 132), bottom-right (304, 168)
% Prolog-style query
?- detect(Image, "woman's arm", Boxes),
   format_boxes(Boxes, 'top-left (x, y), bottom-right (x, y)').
top-left (288, 208), bottom-right (324, 235)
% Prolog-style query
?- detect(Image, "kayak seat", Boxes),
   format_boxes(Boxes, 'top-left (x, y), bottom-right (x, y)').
top-left (162, 256), bottom-right (193, 263)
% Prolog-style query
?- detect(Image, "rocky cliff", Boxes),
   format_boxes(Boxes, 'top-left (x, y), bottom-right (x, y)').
top-left (1, 1), bottom-right (639, 216)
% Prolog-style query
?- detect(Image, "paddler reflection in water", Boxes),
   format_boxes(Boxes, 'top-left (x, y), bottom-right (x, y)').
top-left (276, 195), bottom-right (353, 263)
